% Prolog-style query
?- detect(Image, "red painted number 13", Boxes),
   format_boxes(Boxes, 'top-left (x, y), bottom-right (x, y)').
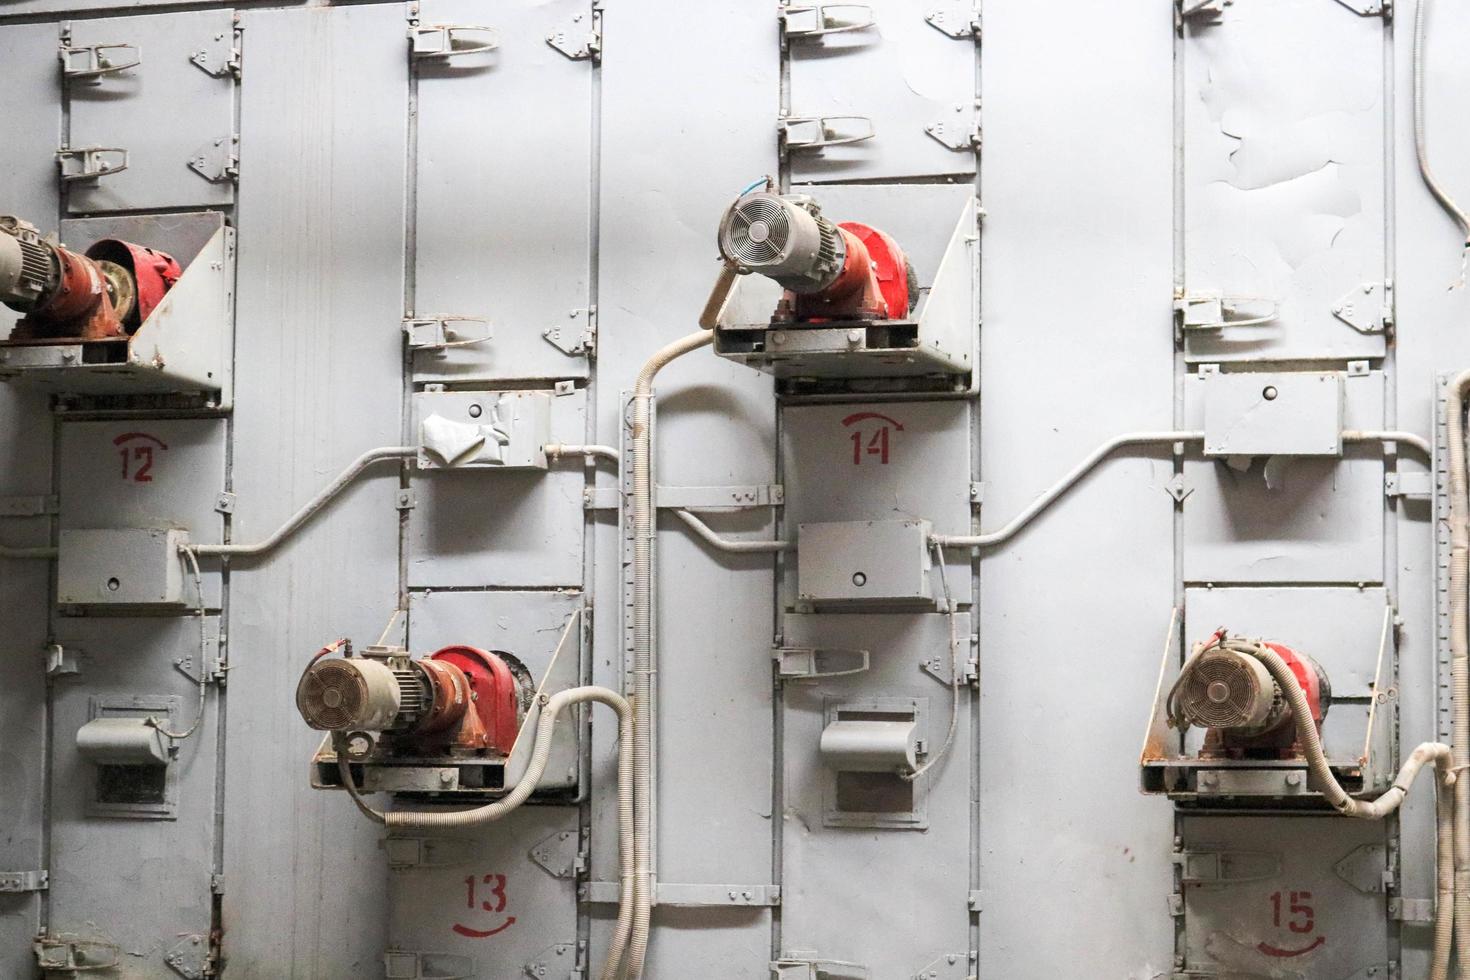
top-left (453, 873), bottom-right (516, 938)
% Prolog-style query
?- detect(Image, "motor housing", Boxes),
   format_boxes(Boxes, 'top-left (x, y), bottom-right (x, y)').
top-left (1171, 635), bottom-right (1330, 760)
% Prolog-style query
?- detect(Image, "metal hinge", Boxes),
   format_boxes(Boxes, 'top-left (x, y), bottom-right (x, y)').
top-left (776, 646), bottom-right (870, 680)
top-left (782, 5), bottom-right (876, 38)
top-left (0, 870), bottom-right (47, 893)
top-left (58, 42), bottom-right (140, 80)
top-left (925, 2), bottom-right (981, 38)
top-left (1332, 281), bottom-right (1391, 335)
top-left (524, 943), bottom-right (578, 980)
top-left (912, 952), bottom-right (974, 980)
top-left (1334, 0), bottom-right (1390, 16)
top-left (925, 102), bottom-right (980, 151)
top-left (188, 135), bottom-right (239, 184)
top-left (1389, 896), bottom-right (1434, 923)
top-left (34, 935), bottom-right (121, 975)
top-left (403, 316), bottom-right (493, 352)
top-left (45, 643), bottom-right (80, 677)
top-left (529, 830), bottom-right (584, 879)
top-left (410, 24), bottom-right (499, 60)
top-left (164, 934), bottom-right (210, 980)
top-left (383, 951), bottom-right (474, 980)
top-left (547, 9), bottom-right (601, 61)
top-left (56, 147), bottom-right (128, 183)
top-left (190, 26), bottom-right (241, 78)
top-left (781, 115), bottom-right (875, 151)
top-left (543, 307), bottom-right (596, 357)
top-left (210, 873), bottom-right (225, 894)
top-left (1178, 0), bottom-right (1228, 24)
top-left (772, 952), bottom-right (869, 980)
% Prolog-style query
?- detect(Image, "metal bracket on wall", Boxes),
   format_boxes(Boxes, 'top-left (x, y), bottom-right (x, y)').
top-left (925, 2), bottom-right (981, 38)
top-left (523, 943), bottom-right (579, 980)
top-left (776, 646), bottom-right (870, 680)
top-left (383, 951), bottom-right (474, 980)
top-left (528, 830), bottom-right (585, 879)
top-left (45, 644), bottom-right (80, 678)
top-left (187, 135), bottom-right (240, 185)
top-left (1384, 470), bottom-right (1432, 502)
top-left (542, 308), bottom-right (596, 357)
top-left (33, 935), bottom-right (121, 975)
top-left (1177, 0), bottom-right (1228, 24)
top-left (382, 836), bottom-right (474, 869)
top-left (189, 26), bottom-right (241, 78)
top-left (580, 881), bottom-right (781, 908)
top-left (1332, 281), bottom-right (1391, 335)
top-left (1390, 896), bottom-right (1434, 923)
top-left (0, 870), bottom-right (47, 893)
top-left (0, 494), bottom-right (59, 517)
top-left (925, 103), bottom-right (981, 151)
top-left (409, 24), bottom-right (500, 60)
top-left (773, 952), bottom-right (869, 980)
top-left (911, 952), bottom-right (975, 980)
top-left (546, 9), bottom-right (601, 61)
top-left (56, 147), bottom-right (128, 183)
top-left (781, 115), bottom-right (876, 152)
top-left (163, 934), bottom-right (210, 980)
top-left (585, 483), bottom-right (784, 512)
top-left (58, 42), bottom-right (140, 81)
top-left (782, 5), bottom-right (876, 38)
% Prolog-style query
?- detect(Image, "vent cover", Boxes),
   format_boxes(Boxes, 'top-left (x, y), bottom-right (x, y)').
top-left (722, 195), bottom-right (793, 265)
top-left (1178, 650), bottom-right (1277, 731)
top-left (297, 659), bottom-right (371, 730)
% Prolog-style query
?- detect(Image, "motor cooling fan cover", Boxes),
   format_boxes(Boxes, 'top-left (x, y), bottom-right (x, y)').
top-left (722, 194), bottom-right (793, 266)
top-left (1177, 649), bottom-right (1277, 731)
top-left (296, 658), bottom-right (401, 732)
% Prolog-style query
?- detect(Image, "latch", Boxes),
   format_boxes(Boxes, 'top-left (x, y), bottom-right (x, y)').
top-left (1174, 289), bottom-right (1278, 331)
top-left (1332, 281), bottom-right (1391, 335)
top-left (403, 316), bottom-right (493, 353)
top-left (772, 951), bottom-right (870, 979)
top-left (0, 869), bottom-right (47, 893)
top-left (33, 935), bottom-right (121, 974)
top-left (925, 102), bottom-right (980, 151)
top-left (782, 5), bottom-right (876, 38)
top-left (781, 115), bottom-right (876, 151)
top-left (775, 646), bottom-right (870, 680)
top-left (187, 135), bottom-right (239, 184)
top-left (383, 951), bottom-right (474, 980)
top-left (529, 829), bottom-right (585, 879)
top-left (190, 26), bottom-right (241, 78)
top-left (56, 147), bottom-right (128, 183)
top-left (546, 9), bottom-right (600, 61)
top-left (925, 2), bottom-right (981, 38)
top-left (542, 308), bottom-right (596, 357)
top-left (410, 24), bottom-right (499, 60)
top-left (1174, 847), bottom-right (1281, 884)
top-left (58, 42), bottom-right (140, 80)
top-left (382, 835), bottom-right (474, 869)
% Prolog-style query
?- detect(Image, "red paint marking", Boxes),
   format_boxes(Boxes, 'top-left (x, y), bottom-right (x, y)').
top-left (113, 432), bottom-right (168, 484)
top-left (112, 432), bottom-right (168, 450)
top-left (840, 411), bottom-right (904, 431)
top-left (452, 917), bottom-right (515, 939)
top-left (1257, 936), bottom-right (1325, 958)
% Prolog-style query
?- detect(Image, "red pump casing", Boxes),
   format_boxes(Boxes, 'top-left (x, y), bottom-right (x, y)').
top-left (789, 221), bottom-right (912, 323)
top-left (426, 645), bottom-right (523, 755)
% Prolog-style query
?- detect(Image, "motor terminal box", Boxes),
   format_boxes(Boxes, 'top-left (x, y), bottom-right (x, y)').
top-left (797, 519), bottom-right (934, 610)
top-left (57, 528), bottom-right (197, 610)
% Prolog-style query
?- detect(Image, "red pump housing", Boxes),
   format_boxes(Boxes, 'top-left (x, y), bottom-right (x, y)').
top-left (790, 221), bottom-right (913, 323)
top-left (426, 645), bottom-right (524, 755)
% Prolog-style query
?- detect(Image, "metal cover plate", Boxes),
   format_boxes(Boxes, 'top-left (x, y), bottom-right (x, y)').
top-left (1202, 372), bottom-right (1343, 457)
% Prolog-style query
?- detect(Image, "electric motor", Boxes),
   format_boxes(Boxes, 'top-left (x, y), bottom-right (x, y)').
top-left (718, 192), bottom-right (846, 294)
top-left (0, 217), bottom-right (57, 310)
top-left (296, 656), bottom-right (428, 733)
top-left (1170, 637), bottom-right (1331, 745)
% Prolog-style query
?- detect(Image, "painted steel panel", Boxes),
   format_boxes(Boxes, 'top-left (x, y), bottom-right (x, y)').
top-left (1181, 0), bottom-right (1386, 362)
top-left (58, 418), bottom-right (225, 607)
top-left (409, 589), bottom-right (584, 792)
top-left (408, 387), bottom-right (585, 589)
top-left (412, 0), bottom-right (593, 385)
top-left (588, 0), bottom-right (779, 974)
top-left (780, 613), bottom-right (971, 978)
top-left (782, 400), bottom-right (970, 603)
top-left (224, 5), bottom-right (408, 977)
top-left (66, 10), bottom-right (236, 213)
top-left (47, 616), bottom-right (218, 980)
top-left (788, 0), bottom-right (976, 183)
top-left (1181, 370), bottom-right (1385, 584)
top-left (386, 807), bottom-right (579, 979)
top-left (1180, 815), bottom-right (1390, 977)
top-left (0, 25), bottom-right (57, 975)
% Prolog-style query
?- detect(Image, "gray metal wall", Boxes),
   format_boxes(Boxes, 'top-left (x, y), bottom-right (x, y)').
top-left (0, 0), bottom-right (1465, 977)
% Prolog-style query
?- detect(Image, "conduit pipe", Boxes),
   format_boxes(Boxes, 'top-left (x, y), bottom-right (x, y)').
top-left (192, 446), bottom-right (416, 558)
top-left (545, 443), bottom-right (622, 466)
top-left (1445, 369), bottom-right (1470, 975)
top-left (672, 509), bottom-right (791, 554)
top-left (627, 329), bottom-right (713, 979)
top-left (1413, 0), bottom-right (1470, 280)
top-left (1343, 429), bottom-right (1434, 459)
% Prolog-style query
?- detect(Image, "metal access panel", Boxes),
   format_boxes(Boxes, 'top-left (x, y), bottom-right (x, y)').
top-left (797, 519), bottom-right (933, 609)
top-left (782, 400), bottom-right (971, 603)
top-left (409, 589), bottom-right (583, 792)
top-left (787, 0), bottom-right (977, 182)
top-left (1180, 0), bottom-right (1386, 362)
top-left (780, 612), bottom-right (971, 978)
top-left (48, 615), bottom-right (218, 978)
top-left (1182, 586), bottom-right (1393, 786)
top-left (409, 386), bottom-right (586, 588)
top-left (386, 807), bottom-right (579, 980)
top-left (64, 10), bottom-right (237, 213)
top-left (1202, 371), bottom-right (1344, 458)
top-left (1178, 815), bottom-right (1391, 978)
top-left (1181, 369), bottom-right (1384, 584)
top-left (58, 418), bottom-right (225, 607)
top-left (411, 0), bottom-right (593, 384)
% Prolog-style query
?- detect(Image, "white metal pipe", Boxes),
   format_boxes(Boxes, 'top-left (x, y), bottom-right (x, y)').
top-left (192, 446), bottom-right (416, 558)
top-left (627, 330), bottom-right (713, 979)
top-left (1413, 0), bottom-right (1470, 279)
top-left (931, 432), bottom-right (1204, 549)
top-left (545, 443), bottom-right (622, 466)
top-left (1342, 429), bottom-right (1434, 459)
top-left (672, 508), bottom-right (791, 554)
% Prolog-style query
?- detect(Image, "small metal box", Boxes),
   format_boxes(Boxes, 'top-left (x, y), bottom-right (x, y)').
top-left (57, 528), bottom-right (196, 610)
top-left (797, 519), bottom-right (933, 609)
top-left (414, 389), bottom-right (552, 469)
top-left (1202, 371), bottom-right (1344, 457)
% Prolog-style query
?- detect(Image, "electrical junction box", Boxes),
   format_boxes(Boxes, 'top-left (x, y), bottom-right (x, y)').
top-left (414, 389), bottom-right (552, 469)
top-left (797, 519), bottom-right (934, 610)
top-left (1202, 370), bottom-right (1344, 457)
top-left (57, 528), bottom-right (196, 610)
